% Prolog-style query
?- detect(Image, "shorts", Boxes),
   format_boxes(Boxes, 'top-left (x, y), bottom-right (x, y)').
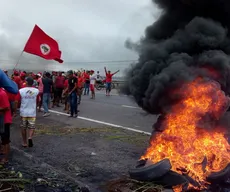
top-left (90, 84), bottom-right (95, 92)
top-left (0, 124), bottom-right (10, 145)
top-left (20, 117), bottom-right (36, 129)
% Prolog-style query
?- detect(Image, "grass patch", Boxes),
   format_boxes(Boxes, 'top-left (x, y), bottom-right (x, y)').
top-left (35, 125), bottom-right (149, 146)
top-left (104, 134), bottom-right (148, 146)
top-left (35, 126), bottom-right (123, 136)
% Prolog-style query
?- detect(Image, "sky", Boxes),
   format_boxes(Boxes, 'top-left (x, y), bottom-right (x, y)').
top-left (0, 0), bottom-right (159, 75)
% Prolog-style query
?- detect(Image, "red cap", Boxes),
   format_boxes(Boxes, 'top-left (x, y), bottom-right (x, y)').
top-left (14, 71), bottom-right (19, 75)
top-left (20, 72), bottom-right (26, 77)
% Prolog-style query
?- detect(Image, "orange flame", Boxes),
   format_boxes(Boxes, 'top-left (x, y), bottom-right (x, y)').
top-left (142, 78), bottom-right (230, 189)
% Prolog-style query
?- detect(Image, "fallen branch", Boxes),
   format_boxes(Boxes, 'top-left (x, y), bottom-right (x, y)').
top-left (0, 188), bottom-right (12, 192)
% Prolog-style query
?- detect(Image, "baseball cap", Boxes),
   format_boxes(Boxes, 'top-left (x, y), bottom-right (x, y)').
top-left (20, 72), bottom-right (26, 77)
top-left (26, 77), bottom-right (34, 86)
top-left (14, 71), bottom-right (19, 75)
top-left (67, 70), bottom-right (73, 75)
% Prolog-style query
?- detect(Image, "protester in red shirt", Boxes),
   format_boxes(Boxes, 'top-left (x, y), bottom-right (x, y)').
top-left (54, 72), bottom-right (65, 107)
top-left (13, 71), bottom-right (21, 89)
top-left (15, 72), bottom-right (27, 109)
top-left (83, 71), bottom-right (90, 95)
top-left (77, 72), bottom-right (84, 104)
top-left (20, 73), bottom-right (27, 88)
top-left (104, 67), bottom-right (119, 96)
top-left (5, 91), bottom-right (16, 116)
top-left (0, 88), bottom-right (12, 164)
top-left (63, 77), bottom-right (69, 113)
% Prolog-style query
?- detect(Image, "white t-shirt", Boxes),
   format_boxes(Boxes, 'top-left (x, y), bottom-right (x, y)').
top-left (96, 73), bottom-right (102, 80)
top-left (90, 74), bottom-right (97, 85)
top-left (19, 87), bottom-right (39, 117)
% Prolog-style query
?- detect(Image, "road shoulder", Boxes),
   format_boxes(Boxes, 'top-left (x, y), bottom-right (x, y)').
top-left (10, 114), bottom-right (150, 191)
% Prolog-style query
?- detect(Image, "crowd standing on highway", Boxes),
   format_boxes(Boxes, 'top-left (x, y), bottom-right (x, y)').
top-left (0, 67), bottom-right (119, 165)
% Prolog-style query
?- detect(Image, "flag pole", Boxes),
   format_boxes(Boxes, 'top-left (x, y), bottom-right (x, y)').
top-left (13, 50), bottom-right (24, 70)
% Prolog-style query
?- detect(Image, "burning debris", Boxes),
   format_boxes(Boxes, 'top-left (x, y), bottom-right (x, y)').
top-left (122, 0), bottom-right (230, 191)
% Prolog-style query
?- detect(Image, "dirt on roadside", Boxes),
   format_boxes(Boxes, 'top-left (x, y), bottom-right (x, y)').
top-left (9, 114), bottom-right (150, 191)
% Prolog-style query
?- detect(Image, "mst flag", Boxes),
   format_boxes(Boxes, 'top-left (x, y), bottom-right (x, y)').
top-left (23, 25), bottom-right (63, 63)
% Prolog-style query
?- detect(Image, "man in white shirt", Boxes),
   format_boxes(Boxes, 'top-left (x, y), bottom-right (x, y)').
top-left (96, 71), bottom-right (103, 81)
top-left (90, 70), bottom-right (97, 99)
top-left (18, 77), bottom-right (39, 148)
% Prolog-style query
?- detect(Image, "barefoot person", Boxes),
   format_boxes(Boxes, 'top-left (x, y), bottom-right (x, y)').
top-left (104, 67), bottom-right (119, 96)
top-left (18, 77), bottom-right (39, 147)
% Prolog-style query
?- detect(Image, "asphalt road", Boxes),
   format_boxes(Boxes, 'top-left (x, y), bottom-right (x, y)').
top-left (49, 90), bottom-right (157, 133)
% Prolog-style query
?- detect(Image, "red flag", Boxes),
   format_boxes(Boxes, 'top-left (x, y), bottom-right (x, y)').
top-left (23, 25), bottom-right (63, 63)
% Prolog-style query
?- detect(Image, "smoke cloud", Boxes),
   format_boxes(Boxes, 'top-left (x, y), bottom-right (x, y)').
top-left (122, 0), bottom-right (230, 115)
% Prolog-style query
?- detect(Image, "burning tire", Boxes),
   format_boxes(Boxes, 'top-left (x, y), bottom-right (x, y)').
top-left (129, 158), bottom-right (171, 181)
top-left (207, 163), bottom-right (230, 183)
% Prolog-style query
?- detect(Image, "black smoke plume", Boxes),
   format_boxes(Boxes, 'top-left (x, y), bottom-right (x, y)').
top-left (122, 0), bottom-right (230, 115)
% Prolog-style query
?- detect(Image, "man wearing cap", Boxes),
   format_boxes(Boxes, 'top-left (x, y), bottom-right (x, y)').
top-left (27, 72), bottom-right (38, 88)
top-left (63, 70), bottom-right (78, 117)
top-left (17, 77), bottom-right (39, 148)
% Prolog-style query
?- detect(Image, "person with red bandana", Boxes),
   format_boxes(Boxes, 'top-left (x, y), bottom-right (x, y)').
top-left (104, 67), bottom-right (119, 96)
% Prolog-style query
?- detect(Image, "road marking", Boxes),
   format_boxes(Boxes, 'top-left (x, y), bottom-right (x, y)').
top-left (95, 91), bottom-right (128, 96)
top-left (48, 109), bottom-right (151, 135)
top-left (121, 105), bottom-right (139, 109)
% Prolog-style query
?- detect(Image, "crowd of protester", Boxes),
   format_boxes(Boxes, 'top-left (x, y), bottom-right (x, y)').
top-left (0, 67), bottom-right (119, 165)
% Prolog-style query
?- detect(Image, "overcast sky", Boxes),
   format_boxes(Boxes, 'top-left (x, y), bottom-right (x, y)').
top-left (0, 0), bottom-right (159, 75)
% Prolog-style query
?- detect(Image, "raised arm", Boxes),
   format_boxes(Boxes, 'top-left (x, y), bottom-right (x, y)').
top-left (104, 67), bottom-right (107, 74)
top-left (112, 70), bottom-right (120, 76)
